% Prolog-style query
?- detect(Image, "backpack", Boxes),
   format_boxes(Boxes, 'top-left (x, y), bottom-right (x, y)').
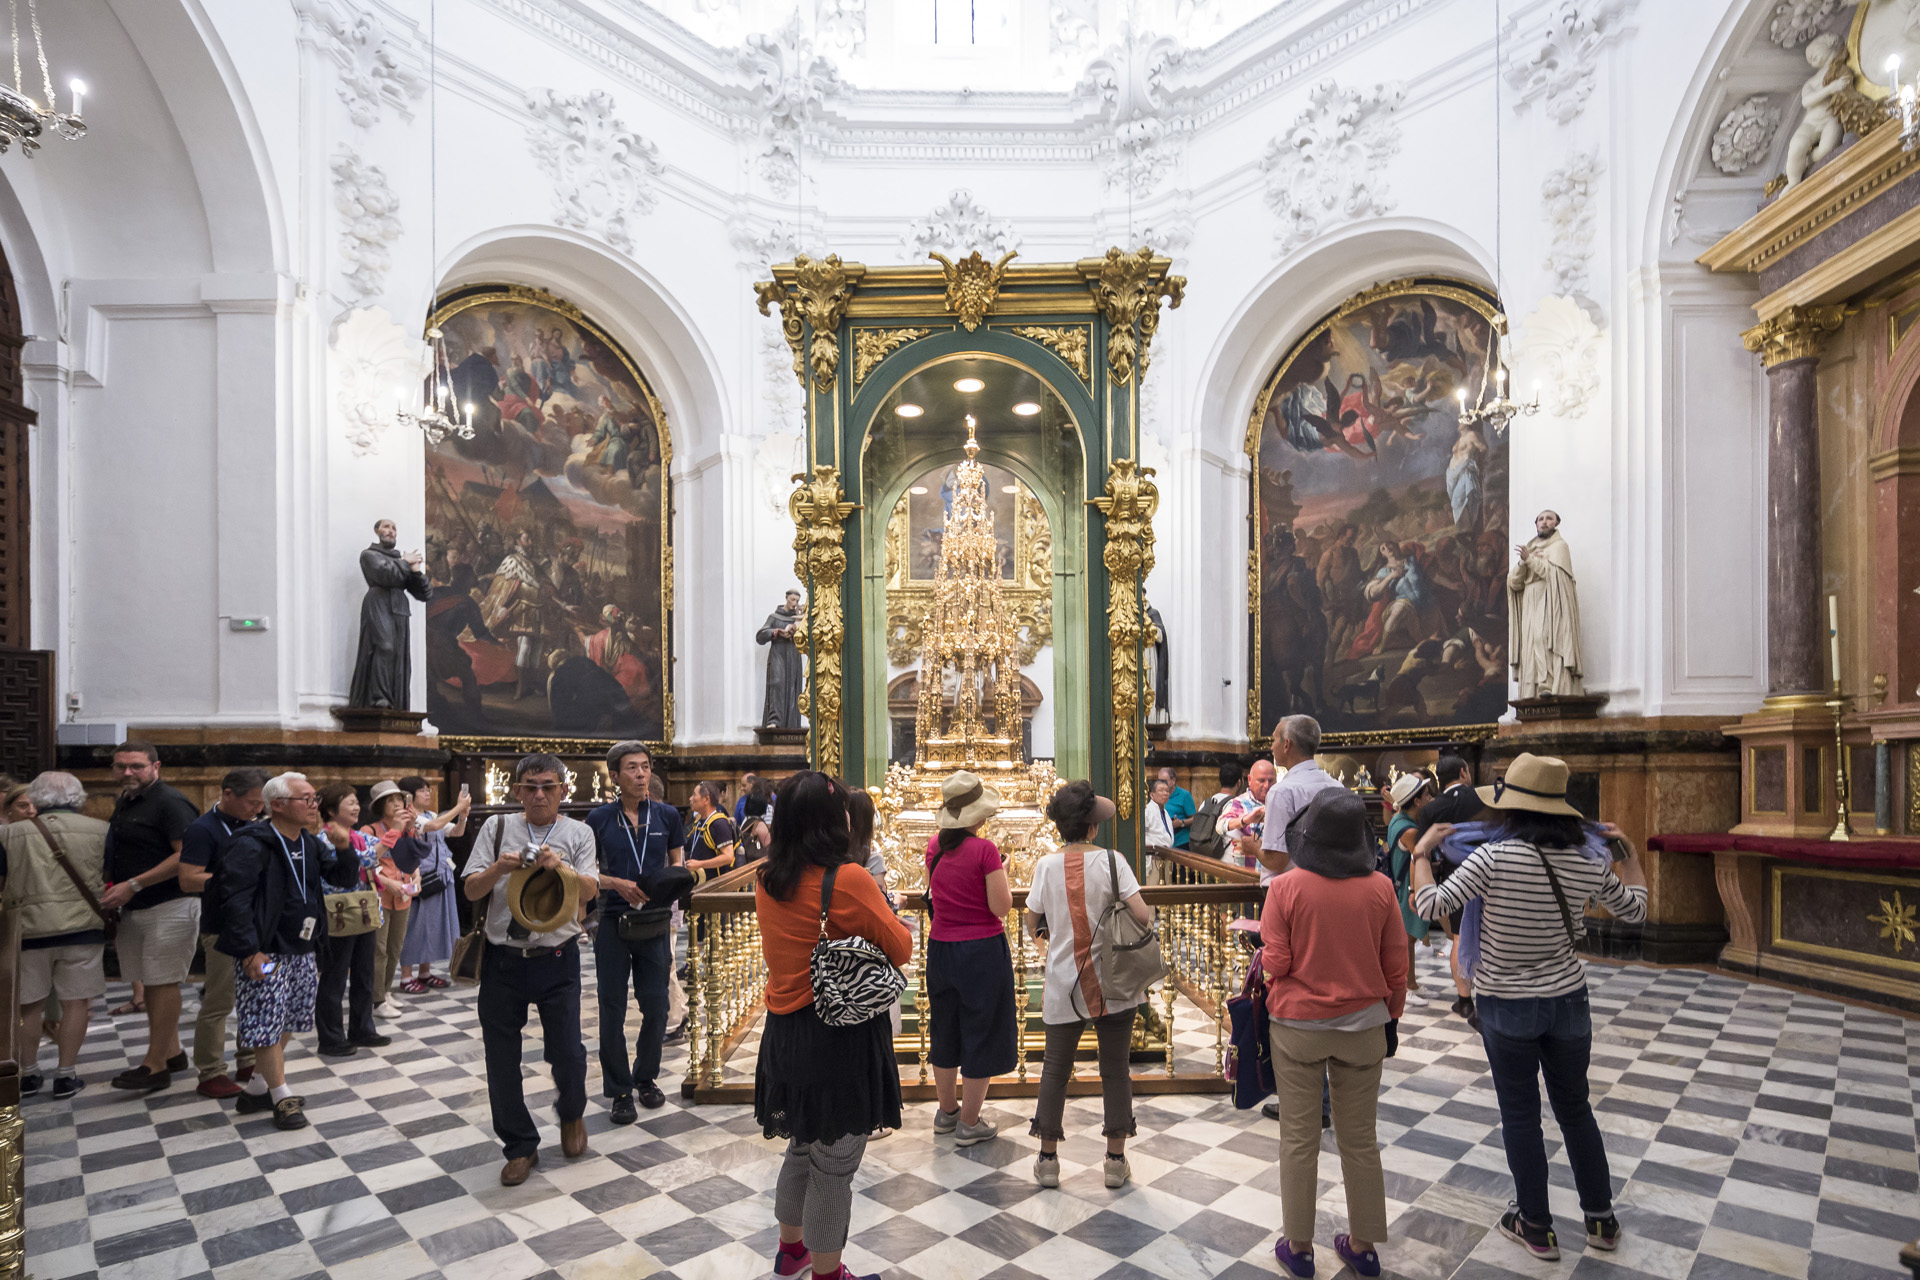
top-left (1188, 793), bottom-right (1232, 858)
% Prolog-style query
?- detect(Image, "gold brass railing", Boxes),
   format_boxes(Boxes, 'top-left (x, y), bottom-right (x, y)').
top-left (1, 909), bottom-right (24, 1279)
top-left (679, 854), bottom-right (1264, 1103)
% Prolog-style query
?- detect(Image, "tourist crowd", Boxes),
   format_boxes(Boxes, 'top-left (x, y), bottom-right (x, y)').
top-left (1, 724), bottom-right (1651, 1280)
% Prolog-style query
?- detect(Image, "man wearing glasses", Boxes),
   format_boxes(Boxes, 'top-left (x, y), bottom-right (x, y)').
top-left (212, 772), bottom-right (340, 1130)
top-left (463, 753), bottom-right (600, 1186)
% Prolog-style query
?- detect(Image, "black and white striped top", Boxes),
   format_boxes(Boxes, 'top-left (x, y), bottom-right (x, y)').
top-left (1414, 839), bottom-right (1647, 998)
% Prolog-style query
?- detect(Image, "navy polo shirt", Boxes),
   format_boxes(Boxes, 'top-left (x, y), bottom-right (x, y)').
top-left (584, 799), bottom-right (685, 913)
top-left (180, 807), bottom-right (254, 936)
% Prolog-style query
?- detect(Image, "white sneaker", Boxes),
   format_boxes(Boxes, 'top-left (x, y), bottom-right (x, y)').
top-left (954, 1118), bottom-right (998, 1146)
top-left (376, 999), bottom-right (405, 1019)
top-left (1034, 1153), bottom-right (1060, 1188)
top-left (1104, 1154), bottom-right (1131, 1188)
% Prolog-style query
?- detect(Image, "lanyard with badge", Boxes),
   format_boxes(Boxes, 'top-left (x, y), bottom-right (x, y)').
top-left (621, 804), bottom-right (655, 879)
top-left (272, 827), bottom-right (319, 942)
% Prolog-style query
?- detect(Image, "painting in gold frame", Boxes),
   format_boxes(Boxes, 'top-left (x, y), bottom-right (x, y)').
top-left (421, 284), bottom-right (672, 744)
top-left (1245, 277), bottom-right (1508, 744)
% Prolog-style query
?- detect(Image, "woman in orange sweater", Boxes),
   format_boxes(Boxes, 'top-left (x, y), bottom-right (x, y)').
top-left (1262, 787), bottom-right (1408, 1280)
top-left (754, 771), bottom-right (911, 1280)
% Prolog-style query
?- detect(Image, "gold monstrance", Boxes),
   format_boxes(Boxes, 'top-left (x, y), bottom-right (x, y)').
top-left (875, 415), bottom-right (1060, 889)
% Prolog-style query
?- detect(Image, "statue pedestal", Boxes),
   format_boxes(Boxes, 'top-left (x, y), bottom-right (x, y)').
top-left (755, 726), bottom-right (808, 748)
top-left (1512, 694), bottom-right (1608, 722)
top-left (331, 707), bottom-right (429, 736)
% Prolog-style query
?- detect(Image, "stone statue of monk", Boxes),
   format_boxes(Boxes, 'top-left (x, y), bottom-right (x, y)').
top-left (1508, 509), bottom-right (1585, 699)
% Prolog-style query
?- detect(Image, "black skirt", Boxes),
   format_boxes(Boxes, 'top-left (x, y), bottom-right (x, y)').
top-left (755, 1001), bottom-right (903, 1144)
top-left (926, 933), bottom-right (1019, 1078)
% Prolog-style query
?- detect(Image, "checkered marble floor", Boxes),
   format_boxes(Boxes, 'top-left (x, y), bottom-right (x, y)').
top-left (22, 944), bottom-right (1920, 1280)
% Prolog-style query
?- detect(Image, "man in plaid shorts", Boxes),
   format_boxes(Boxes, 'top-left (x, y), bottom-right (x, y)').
top-left (214, 772), bottom-right (337, 1130)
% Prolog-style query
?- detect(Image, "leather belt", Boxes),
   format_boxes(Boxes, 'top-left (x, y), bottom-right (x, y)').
top-left (497, 937), bottom-right (578, 960)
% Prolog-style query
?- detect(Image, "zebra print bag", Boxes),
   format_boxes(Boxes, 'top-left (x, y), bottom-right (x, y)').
top-left (809, 864), bottom-right (906, 1028)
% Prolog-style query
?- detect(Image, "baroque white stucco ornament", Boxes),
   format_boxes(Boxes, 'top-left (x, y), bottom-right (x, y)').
top-left (1134, 206), bottom-right (1196, 262)
top-left (1770, 0), bottom-right (1839, 48)
top-left (1078, 31), bottom-right (1187, 194)
top-left (1261, 79), bottom-right (1404, 256)
top-left (525, 89), bottom-right (664, 253)
top-left (739, 15), bottom-right (844, 197)
top-left (903, 190), bottom-right (1021, 261)
top-left (1542, 148), bottom-right (1603, 304)
top-left (300, 1), bottom-right (426, 130)
top-left (758, 318), bottom-right (804, 432)
top-left (814, 0), bottom-right (867, 53)
top-left (330, 307), bottom-right (430, 456)
top-left (332, 149), bottom-right (401, 303)
top-left (1712, 95), bottom-right (1784, 174)
top-left (1504, 0), bottom-right (1632, 125)
top-left (1048, 0), bottom-right (1100, 69)
top-left (729, 216), bottom-right (800, 271)
top-left (1511, 296), bottom-right (1603, 420)
top-left (757, 428), bottom-right (808, 517)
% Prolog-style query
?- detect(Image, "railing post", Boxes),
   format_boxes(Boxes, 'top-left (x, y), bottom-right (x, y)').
top-left (1011, 907), bottom-right (1029, 1083)
top-left (916, 903), bottom-right (930, 1085)
top-left (0, 911), bottom-right (21, 1280)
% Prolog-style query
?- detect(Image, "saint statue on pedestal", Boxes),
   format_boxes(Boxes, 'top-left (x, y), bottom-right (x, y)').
top-left (1508, 510), bottom-right (1584, 700)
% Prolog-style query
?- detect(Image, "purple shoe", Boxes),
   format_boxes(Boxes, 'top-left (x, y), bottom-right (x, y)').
top-left (1274, 1237), bottom-right (1315, 1278)
top-left (773, 1242), bottom-right (811, 1277)
top-left (1335, 1233), bottom-right (1380, 1278)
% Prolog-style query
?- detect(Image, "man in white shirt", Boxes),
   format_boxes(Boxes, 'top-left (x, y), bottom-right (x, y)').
top-left (1219, 759), bottom-right (1277, 873)
top-left (1144, 778), bottom-right (1176, 848)
top-left (463, 753), bottom-right (600, 1186)
top-left (1258, 715), bottom-right (1346, 884)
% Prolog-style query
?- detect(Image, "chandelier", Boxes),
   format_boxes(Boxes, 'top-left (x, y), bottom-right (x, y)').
top-left (1885, 56), bottom-right (1919, 152)
top-left (0, 0), bottom-right (85, 155)
top-left (1456, 314), bottom-right (1538, 436)
top-left (397, 326), bottom-right (474, 445)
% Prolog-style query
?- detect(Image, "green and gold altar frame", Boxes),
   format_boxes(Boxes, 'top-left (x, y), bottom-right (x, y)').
top-left (755, 249), bottom-right (1183, 852)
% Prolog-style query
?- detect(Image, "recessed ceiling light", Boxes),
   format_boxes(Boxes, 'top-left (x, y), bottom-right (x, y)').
top-left (1011, 401), bottom-right (1040, 416)
top-left (1001, 485), bottom-right (1018, 494)
top-left (895, 403), bottom-right (924, 418)
top-left (954, 377), bottom-right (985, 393)
top-left (909, 486), bottom-right (929, 495)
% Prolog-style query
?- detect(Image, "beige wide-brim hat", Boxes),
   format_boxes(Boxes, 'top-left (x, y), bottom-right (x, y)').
top-left (507, 862), bottom-right (580, 935)
top-left (367, 779), bottom-right (405, 811)
top-left (936, 770), bottom-right (1002, 829)
top-left (1476, 753), bottom-right (1582, 818)
top-left (1387, 772), bottom-right (1430, 811)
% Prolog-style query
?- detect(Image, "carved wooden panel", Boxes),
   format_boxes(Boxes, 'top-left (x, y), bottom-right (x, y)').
top-left (0, 648), bottom-right (51, 781)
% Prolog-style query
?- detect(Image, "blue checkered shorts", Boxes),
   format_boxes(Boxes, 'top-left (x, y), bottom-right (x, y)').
top-left (235, 951), bottom-right (319, 1047)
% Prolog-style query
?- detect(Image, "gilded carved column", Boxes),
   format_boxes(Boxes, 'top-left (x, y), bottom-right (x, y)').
top-left (1743, 304), bottom-right (1846, 698)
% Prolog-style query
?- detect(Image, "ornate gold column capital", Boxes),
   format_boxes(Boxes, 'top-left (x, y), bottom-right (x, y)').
top-left (754, 253), bottom-right (863, 393)
top-left (1742, 304), bottom-right (1848, 368)
top-left (1080, 246), bottom-right (1186, 385)
top-left (932, 250), bottom-right (1016, 331)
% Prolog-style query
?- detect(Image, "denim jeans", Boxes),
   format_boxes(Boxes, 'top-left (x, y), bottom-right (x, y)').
top-left (1477, 989), bottom-right (1614, 1227)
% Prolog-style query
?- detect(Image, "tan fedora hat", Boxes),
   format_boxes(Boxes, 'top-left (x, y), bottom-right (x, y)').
top-left (1476, 753), bottom-right (1582, 818)
top-left (936, 770), bottom-right (1002, 830)
top-left (507, 861), bottom-right (580, 935)
top-left (1387, 772), bottom-right (1431, 811)
top-left (367, 779), bottom-right (406, 810)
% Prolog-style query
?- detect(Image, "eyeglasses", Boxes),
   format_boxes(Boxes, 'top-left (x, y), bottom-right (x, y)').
top-left (517, 781), bottom-right (563, 794)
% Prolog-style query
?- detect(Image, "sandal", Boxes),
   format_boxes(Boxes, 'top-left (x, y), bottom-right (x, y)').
top-left (109, 1001), bottom-right (145, 1017)
top-left (399, 979), bottom-right (430, 995)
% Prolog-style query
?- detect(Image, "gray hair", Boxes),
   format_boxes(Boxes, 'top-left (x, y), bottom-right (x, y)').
top-left (26, 771), bottom-right (85, 811)
top-left (605, 740), bottom-right (650, 772)
top-left (515, 753), bottom-right (567, 783)
top-left (1277, 714), bottom-right (1322, 758)
top-left (262, 772), bottom-right (309, 803)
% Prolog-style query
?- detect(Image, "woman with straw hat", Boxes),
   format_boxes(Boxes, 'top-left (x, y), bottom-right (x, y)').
top-left (1383, 772), bottom-right (1433, 998)
top-left (924, 770), bottom-right (1017, 1145)
top-left (1410, 752), bottom-right (1648, 1264)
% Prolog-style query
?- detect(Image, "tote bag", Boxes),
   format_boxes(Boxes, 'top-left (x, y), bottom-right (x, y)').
top-left (808, 865), bottom-right (906, 1027)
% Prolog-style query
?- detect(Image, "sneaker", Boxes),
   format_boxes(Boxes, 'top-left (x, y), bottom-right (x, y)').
top-left (1334, 1233), bottom-right (1380, 1278)
top-left (235, 1088), bottom-right (274, 1116)
top-left (51, 1073), bottom-right (83, 1101)
top-left (110, 1065), bottom-right (171, 1093)
top-left (637, 1080), bottom-right (666, 1110)
top-left (609, 1094), bottom-right (638, 1126)
top-left (376, 999), bottom-right (405, 1019)
top-left (1034, 1152), bottom-right (1060, 1188)
top-left (773, 1240), bottom-right (811, 1278)
top-left (20, 1069), bottom-right (41, 1097)
top-left (197, 1075), bottom-right (243, 1099)
top-left (1103, 1153), bottom-right (1131, 1188)
top-left (933, 1106), bottom-right (959, 1134)
top-left (955, 1118), bottom-right (998, 1147)
top-left (272, 1096), bottom-right (309, 1131)
top-left (423, 974), bottom-right (450, 989)
top-left (1499, 1206), bottom-right (1560, 1261)
top-left (1274, 1237), bottom-right (1315, 1278)
top-left (1585, 1214), bottom-right (1622, 1251)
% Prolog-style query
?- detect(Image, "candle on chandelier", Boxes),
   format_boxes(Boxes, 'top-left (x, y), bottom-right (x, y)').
top-left (68, 79), bottom-right (84, 118)
top-left (1828, 593), bottom-right (1841, 691)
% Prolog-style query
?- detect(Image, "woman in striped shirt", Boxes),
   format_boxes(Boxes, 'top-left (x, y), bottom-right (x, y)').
top-left (1409, 753), bottom-right (1647, 1264)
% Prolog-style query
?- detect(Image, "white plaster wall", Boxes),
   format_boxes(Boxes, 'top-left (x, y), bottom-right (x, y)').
top-left (12, 0), bottom-right (1792, 744)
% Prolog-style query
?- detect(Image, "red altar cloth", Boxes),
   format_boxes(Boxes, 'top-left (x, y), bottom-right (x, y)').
top-left (1649, 833), bottom-right (1920, 871)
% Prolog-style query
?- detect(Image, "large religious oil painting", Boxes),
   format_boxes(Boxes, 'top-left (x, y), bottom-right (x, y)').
top-left (1248, 279), bottom-right (1509, 741)
top-left (422, 284), bottom-right (671, 742)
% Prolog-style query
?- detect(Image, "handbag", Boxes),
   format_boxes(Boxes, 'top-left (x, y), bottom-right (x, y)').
top-left (808, 864), bottom-right (905, 1028)
top-left (416, 857), bottom-right (447, 901)
top-left (322, 837), bottom-right (382, 938)
top-left (1092, 846), bottom-right (1166, 1004)
top-left (1224, 949), bottom-right (1276, 1108)
top-left (450, 821), bottom-right (503, 986)
top-left (31, 816), bottom-right (117, 939)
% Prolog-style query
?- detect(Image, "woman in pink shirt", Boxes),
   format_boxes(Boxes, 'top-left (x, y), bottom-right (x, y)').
top-left (1261, 787), bottom-right (1408, 1280)
top-left (923, 771), bottom-right (1016, 1145)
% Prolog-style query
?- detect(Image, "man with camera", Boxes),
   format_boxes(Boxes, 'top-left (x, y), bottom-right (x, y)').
top-left (585, 740), bottom-right (686, 1123)
top-left (463, 753), bottom-right (600, 1186)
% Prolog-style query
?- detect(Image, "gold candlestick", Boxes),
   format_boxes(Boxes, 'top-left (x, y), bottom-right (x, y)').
top-left (1829, 694), bottom-right (1852, 842)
